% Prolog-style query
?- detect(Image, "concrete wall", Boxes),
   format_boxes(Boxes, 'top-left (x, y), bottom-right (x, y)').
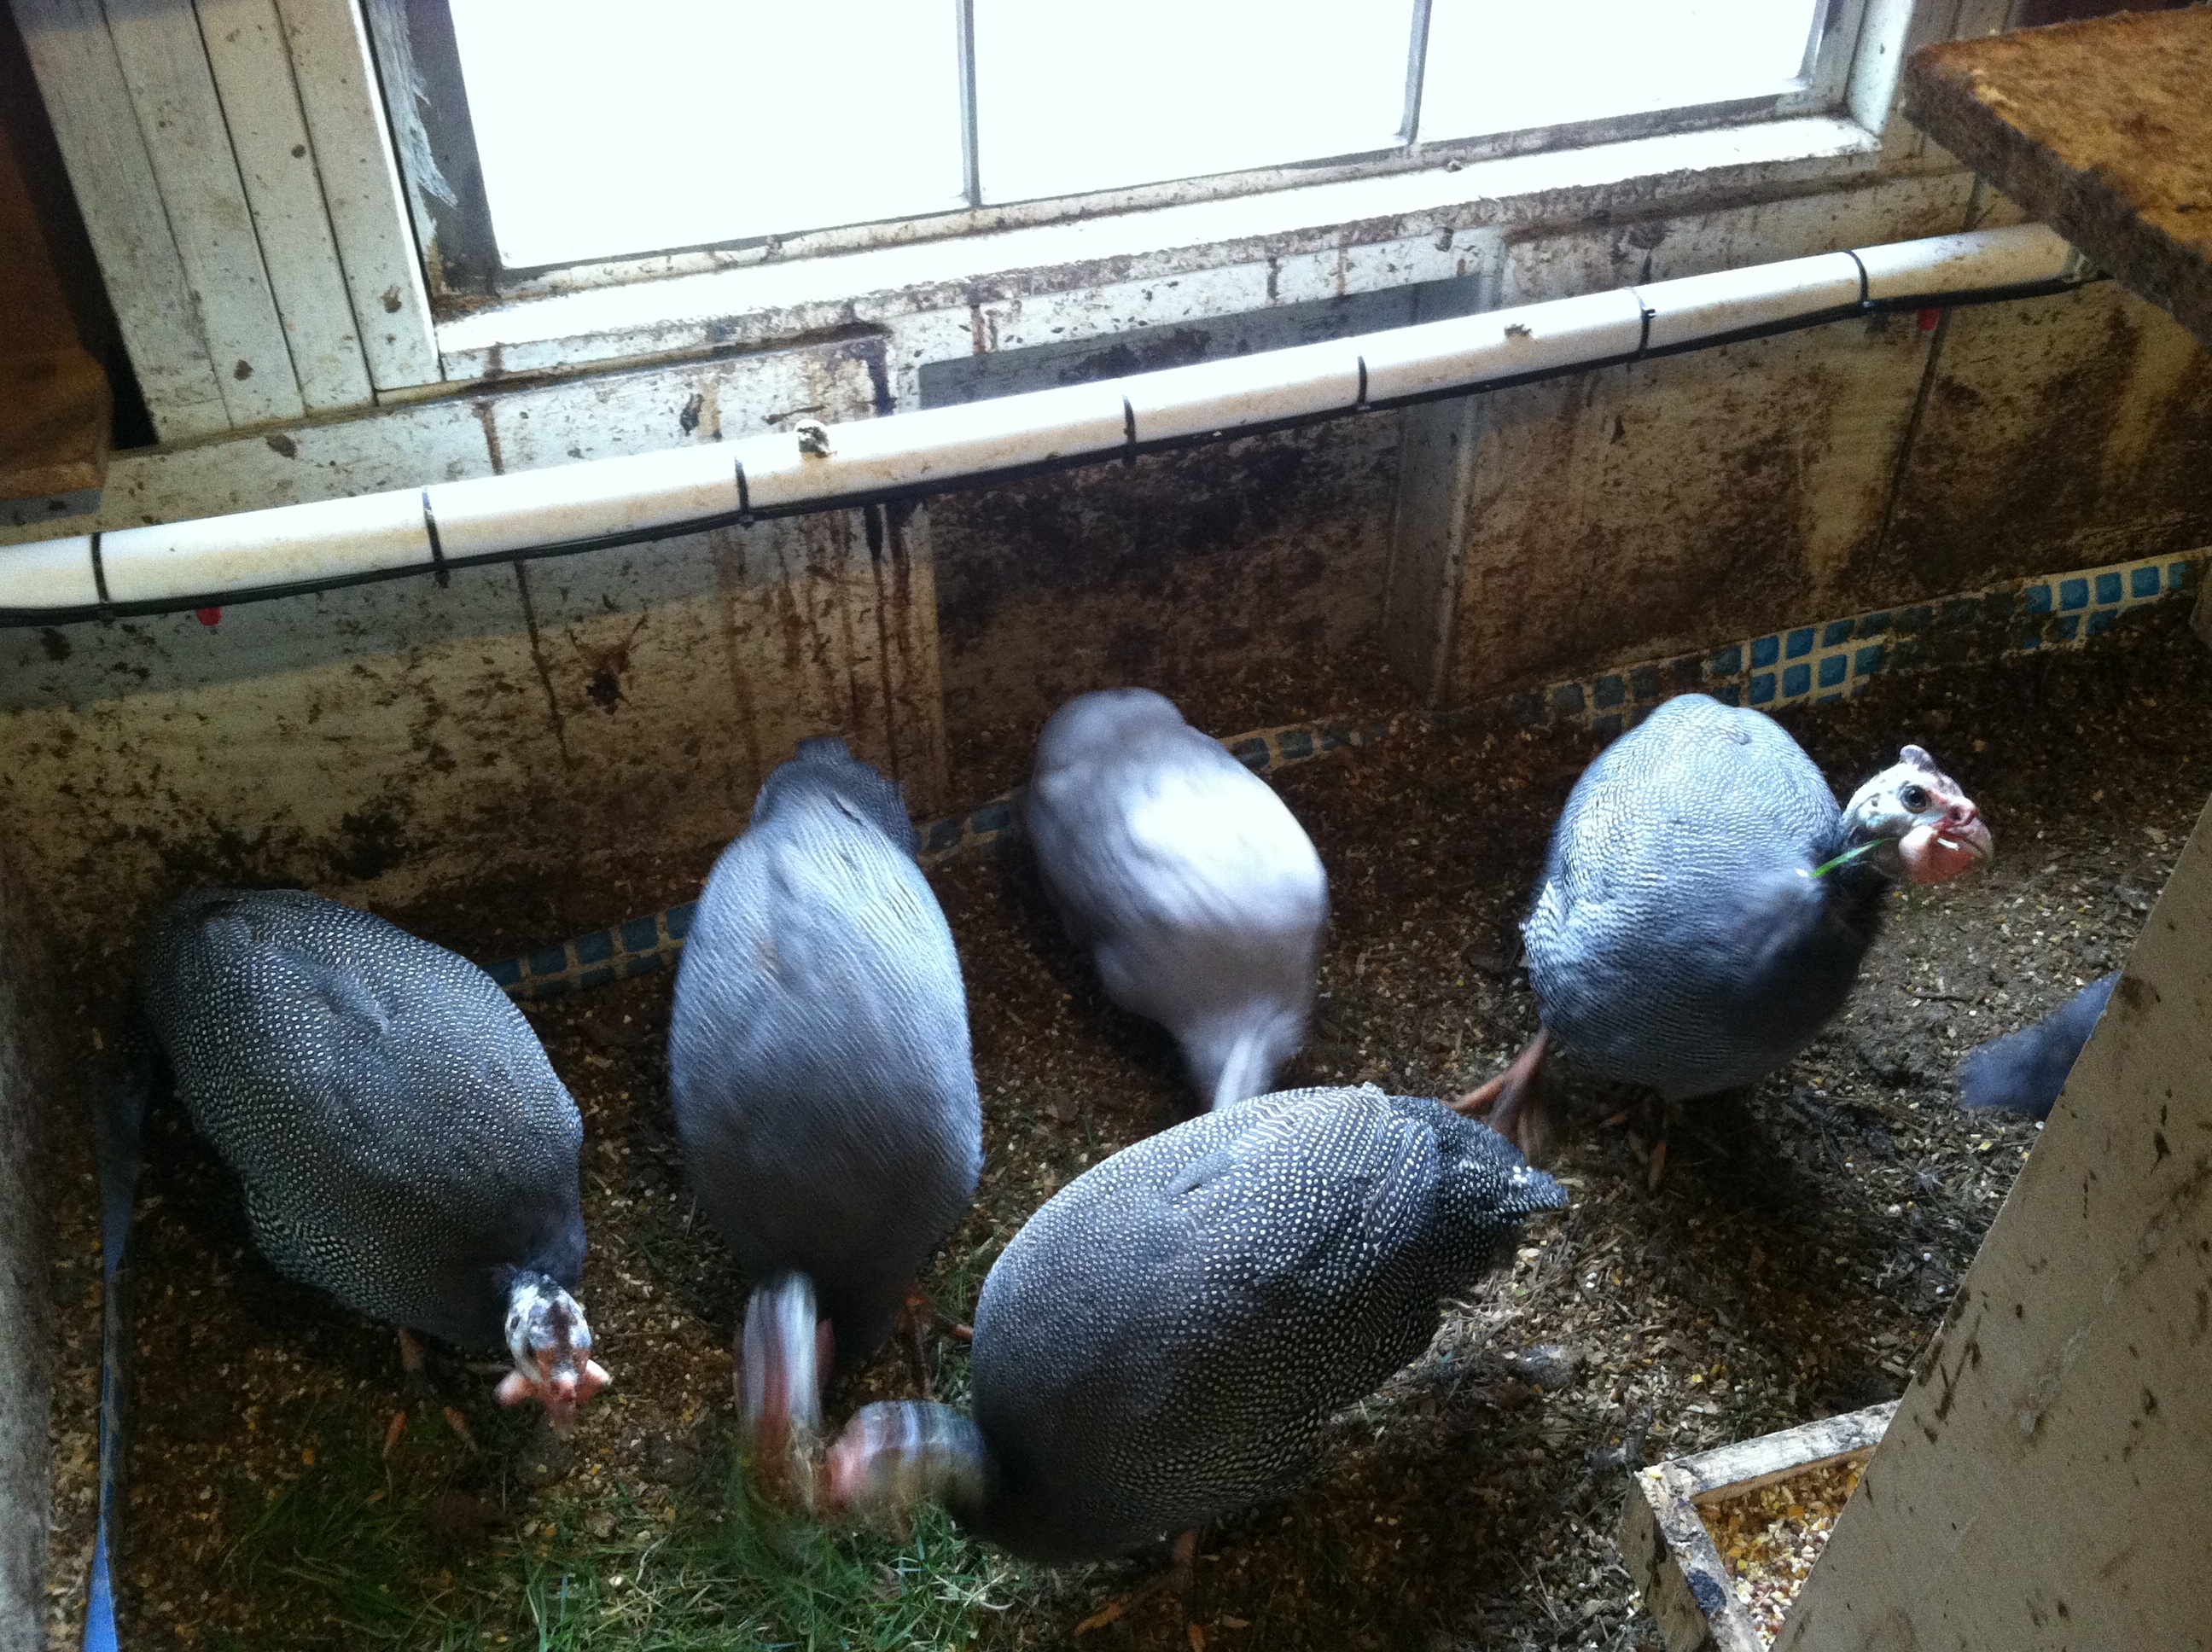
top-left (0, 848), bottom-right (54, 1652)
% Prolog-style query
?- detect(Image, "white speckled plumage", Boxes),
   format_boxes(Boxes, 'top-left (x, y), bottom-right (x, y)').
top-left (827, 1084), bottom-right (1565, 1562)
top-left (137, 889), bottom-right (593, 1363)
top-left (1025, 689), bottom-right (1329, 1110)
top-left (669, 738), bottom-right (981, 1367)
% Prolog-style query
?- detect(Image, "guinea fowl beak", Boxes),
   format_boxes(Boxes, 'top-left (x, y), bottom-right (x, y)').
top-left (500, 1275), bottom-right (610, 1428)
top-left (1898, 794), bottom-right (1994, 884)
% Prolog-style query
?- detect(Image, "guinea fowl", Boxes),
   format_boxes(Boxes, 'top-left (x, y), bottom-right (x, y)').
top-left (1023, 689), bottom-right (1329, 1111)
top-left (669, 738), bottom-right (981, 1479)
top-left (815, 1084), bottom-right (1564, 1565)
top-left (1959, 972), bottom-right (2118, 1120)
top-left (1466, 694), bottom-right (1994, 1177)
top-left (137, 888), bottom-right (608, 1423)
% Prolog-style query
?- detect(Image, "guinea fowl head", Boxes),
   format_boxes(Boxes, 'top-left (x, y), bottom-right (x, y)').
top-left (822, 1399), bottom-right (989, 1533)
top-left (497, 1272), bottom-right (610, 1428)
top-left (1837, 745), bottom-right (1994, 885)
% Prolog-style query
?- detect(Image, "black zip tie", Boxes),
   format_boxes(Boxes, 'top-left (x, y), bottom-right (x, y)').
top-left (90, 531), bottom-right (112, 610)
top-left (1121, 397), bottom-right (1137, 467)
top-left (1634, 295), bottom-right (1655, 358)
top-left (1847, 248), bottom-right (1871, 313)
top-left (735, 457), bottom-right (754, 526)
top-left (1355, 356), bottom-right (1369, 410)
top-left (420, 489), bottom-right (451, 588)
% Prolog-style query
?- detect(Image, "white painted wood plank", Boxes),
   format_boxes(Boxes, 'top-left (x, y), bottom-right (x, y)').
top-left (10, 0), bottom-right (230, 439)
top-left (102, 0), bottom-right (305, 425)
top-left (274, 0), bottom-right (440, 391)
top-left (1778, 789), bottom-right (2212, 1651)
top-left (196, 0), bottom-right (375, 411)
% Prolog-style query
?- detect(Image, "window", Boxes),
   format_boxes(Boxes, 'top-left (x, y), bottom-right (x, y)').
top-left (381, 0), bottom-right (1851, 300)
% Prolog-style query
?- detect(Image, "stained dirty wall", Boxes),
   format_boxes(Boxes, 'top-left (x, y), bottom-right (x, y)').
top-left (1426, 279), bottom-right (2212, 701)
top-left (0, 503), bottom-right (946, 964)
top-left (929, 414), bottom-right (1403, 800)
top-left (0, 846), bottom-right (55, 1652)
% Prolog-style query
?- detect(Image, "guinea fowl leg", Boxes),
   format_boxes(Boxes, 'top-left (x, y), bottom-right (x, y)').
top-left (1453, 1028), bottom-right (1555, 1163)
top-left (1075, 1528), bottom-right (1200, 1637)
top-left (1599, 1092), bottom-right (1671, 1191)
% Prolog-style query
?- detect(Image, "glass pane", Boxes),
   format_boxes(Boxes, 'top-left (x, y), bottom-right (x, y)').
top-left (973, 0), bottom-right (1417, 206)
top-left (448, 0), bottom-right (968, 269)
top-left (1419, 0), bottom-right (1823, 144)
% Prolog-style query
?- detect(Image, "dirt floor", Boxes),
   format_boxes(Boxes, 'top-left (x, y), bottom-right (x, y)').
top-left (38, 599), bottom-right (2210, 1651)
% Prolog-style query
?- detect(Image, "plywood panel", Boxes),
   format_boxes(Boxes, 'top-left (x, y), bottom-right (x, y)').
top-left (1778, 789), bottom-right (2212, 1652)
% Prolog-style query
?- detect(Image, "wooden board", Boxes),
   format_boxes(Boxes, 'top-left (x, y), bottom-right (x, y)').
top-left (1778, 788), bottom-right (2212, 1649)
top-left (13, 0), bottom-right (230, 440)
top-left (198, 0), bottom-right (375, 411)
top-left (1904, 9), bottom-right (2212, 348)
top-left (1620, 1404), bottom-right (1896, 1652)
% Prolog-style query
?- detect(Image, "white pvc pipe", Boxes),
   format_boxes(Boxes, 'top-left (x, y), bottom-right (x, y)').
top-left (0, 224), bottom-right (2091, 623)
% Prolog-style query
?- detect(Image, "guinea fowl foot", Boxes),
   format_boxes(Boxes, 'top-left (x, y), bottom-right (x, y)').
top-left (1075, 1529), bottom-right (1199, 1636)
top-left (1600, 1095), bottom-right (1671, 1190)
top-left (1453, 1029), bottom-right (1555, 1164)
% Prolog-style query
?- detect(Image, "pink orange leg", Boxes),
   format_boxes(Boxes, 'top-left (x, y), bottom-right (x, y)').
top-left (1453, 1028), bottom-right (1555, 1162)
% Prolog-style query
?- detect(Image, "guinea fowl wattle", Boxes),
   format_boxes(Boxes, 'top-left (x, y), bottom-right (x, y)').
top-left (668, 738), bottom-right (981, 1476)
top-left (813, 1084), bottom-right (1564, 1562)
top-left (1023, 689), bottom-right (1329, 1111)
top-left (137, 888), bottom-right (608, 1422)
top-left (1467, 694), bottom-right (1994, 1171)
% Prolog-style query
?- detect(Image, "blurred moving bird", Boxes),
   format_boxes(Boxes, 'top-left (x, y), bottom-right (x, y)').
top-left (1024, 689), bottom-right (1329, 1112)
top-left (669, 738), bottom-right (981, 1486)
top-left (1467, 694), bottom-right (1994, 1178)
top-left (1959, 971), bottom-right (2118, 1120)
top-left (137, 888), bottom-right (608, 1424)
top-left (817, 1084), bottom-right (1565, 1565)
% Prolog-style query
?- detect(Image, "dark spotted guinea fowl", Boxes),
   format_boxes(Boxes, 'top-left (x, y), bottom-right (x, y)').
top-left (668, 738), bottom-right (981, 1480)
top-left (815, 1084), bottom-right (1564, 1567)
top-left (1465, 694), bottom-right (1994, 1178)
top-left (1959, 972), bottom-right (2118, 1120)
top-left (1023, 689), bottom-right (1329, 1111)
top-left (137, 888), bottom-right (608, 1423)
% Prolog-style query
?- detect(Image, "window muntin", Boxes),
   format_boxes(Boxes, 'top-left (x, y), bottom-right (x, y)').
top-left (390, 0), bottom-right (1860, 300)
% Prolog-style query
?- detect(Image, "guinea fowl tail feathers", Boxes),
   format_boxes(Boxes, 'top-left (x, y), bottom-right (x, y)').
top-left (1204, 1024), bottom-right (1280, 1112)
top-left (1959, 972), bottom-right (2119, 1120)
top-left (823, 1399), bottom-right (989, 1528)
top-left (740, 1274), bottom-right (828, 1505)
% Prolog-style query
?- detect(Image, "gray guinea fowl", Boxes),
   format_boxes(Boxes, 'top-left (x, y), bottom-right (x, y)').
top-left (668, 738), bottom-right (981, 1466)
top-left (1959, 971), bottom-right (2118, 1120)
top-left (137, 887), bottom-right (608, 1422)
top-left (1023, 689), bottom-right (1329, 1111)
top-left (816, 1084), bottom-right (1564, 1562)
top-left (1470, 694), bottom-right (1994, 1167)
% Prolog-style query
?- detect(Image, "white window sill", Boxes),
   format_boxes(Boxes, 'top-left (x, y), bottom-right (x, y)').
top-left (434, 113), bottom-right (1918, 387)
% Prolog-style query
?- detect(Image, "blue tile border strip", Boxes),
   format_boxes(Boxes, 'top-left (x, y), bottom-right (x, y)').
top-left (484, 548), bottom-right (2203, 1001)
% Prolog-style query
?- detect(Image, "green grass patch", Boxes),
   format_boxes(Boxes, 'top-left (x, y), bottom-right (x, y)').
top-left (211, 1401), bottom-right (1022, 1650)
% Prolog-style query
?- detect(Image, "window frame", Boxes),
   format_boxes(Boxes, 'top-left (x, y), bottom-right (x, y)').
top-left (10, 0), bottom-right (2010, 454)
top-left (367, 0), bottom-right (1873, 311)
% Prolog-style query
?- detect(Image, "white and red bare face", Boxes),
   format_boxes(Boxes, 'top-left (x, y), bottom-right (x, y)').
top-left (499, 1275), bottom-right (610, 1428)
top-left (1842, 744), bottom-right (1994, 884)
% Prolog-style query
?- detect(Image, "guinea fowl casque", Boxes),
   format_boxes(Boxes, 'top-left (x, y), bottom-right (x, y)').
top-left (1023, 688), bottom-right (1330, 1111)
top-left (137, 888), bottom-right (608, 1423)
top-left (1958, 971), bottom-right (2118, 1120)
top-left (1466, 694), bottom-right (1994, 1178)
top-left (813, 1084), bottom-right (1565, 1569)
top-left (668, 738), bottom-right (981, 1480)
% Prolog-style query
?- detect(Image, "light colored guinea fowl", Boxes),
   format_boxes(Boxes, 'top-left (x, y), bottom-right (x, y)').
top-left (814, 1084), bottom-right (1564, 1563)
top-left (1023, 688), bottom-right (1329, 1112)
top-left (1467, 693), bottom-right (1994, 1172)
top-left (137, 887), bottom-right (608, 1422)
top-left (668, 737), bottom-right (981, 1476)
top-left (1959, 971), bottom-right (2118, 1120)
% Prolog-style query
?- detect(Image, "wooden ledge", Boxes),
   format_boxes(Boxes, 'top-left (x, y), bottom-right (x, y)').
top-left (1904, 9), bottom-right (2212, 348)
